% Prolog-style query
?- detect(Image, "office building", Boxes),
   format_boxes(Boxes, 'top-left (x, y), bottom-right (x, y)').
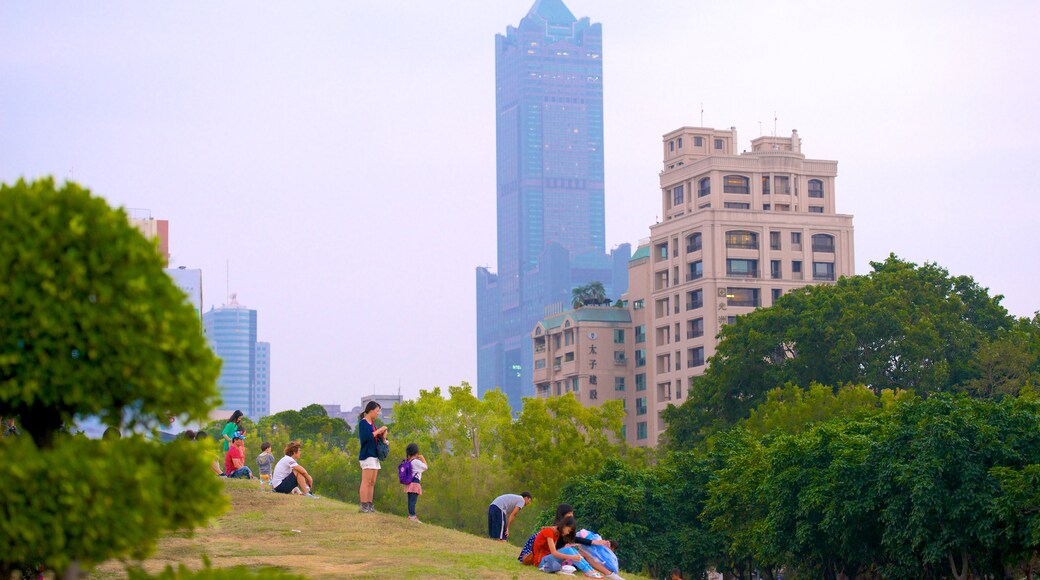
top-left (203, 295), bottom-right (270, 420)
top-left (164, 266), bottom-right (203, 319)
top-left (477, 0), bottom-right (629, 410)
top-left (534, 127), bottom-right (855, 445)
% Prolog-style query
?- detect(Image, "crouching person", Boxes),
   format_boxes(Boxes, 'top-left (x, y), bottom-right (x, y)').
top-left (272, 440), bottom-right (318, 498)
top-left (530, 516), bottom-right (603, 578)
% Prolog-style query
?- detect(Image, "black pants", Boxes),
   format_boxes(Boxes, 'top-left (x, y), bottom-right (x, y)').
top-left (408, 492), bottom-right (418, 516)
top-left (487, 505), bottom-right (506, 539)
top-left (274, 473), bottom-right (298, 494)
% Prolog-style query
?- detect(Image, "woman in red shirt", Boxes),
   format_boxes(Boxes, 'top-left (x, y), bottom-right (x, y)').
top-left (530, 516), bottom-right (603, 577)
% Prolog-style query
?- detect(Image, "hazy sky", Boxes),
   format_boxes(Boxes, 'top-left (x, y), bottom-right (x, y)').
top-left (3, 1), bottom-right (1038, 413)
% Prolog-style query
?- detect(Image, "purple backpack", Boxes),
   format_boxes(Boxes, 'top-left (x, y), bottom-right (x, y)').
top-left (397, 458), bottom-right (413, 485)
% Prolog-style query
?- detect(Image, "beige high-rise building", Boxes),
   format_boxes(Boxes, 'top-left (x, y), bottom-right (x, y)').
top-left (533, 126), bottom-right (855, 446)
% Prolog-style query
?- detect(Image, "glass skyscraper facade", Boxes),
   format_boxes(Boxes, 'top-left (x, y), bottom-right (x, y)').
top-left (203, 299), bottom-right (270, 420)
top-left (477, 0), bottom-right (629, 410)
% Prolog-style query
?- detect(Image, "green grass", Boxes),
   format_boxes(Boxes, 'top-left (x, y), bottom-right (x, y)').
top-left (89, 479), bottom-right (651, 580)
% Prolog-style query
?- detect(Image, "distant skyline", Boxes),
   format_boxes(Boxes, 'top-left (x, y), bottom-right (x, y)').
top-left (2, 1), bottom-right (1038, 413)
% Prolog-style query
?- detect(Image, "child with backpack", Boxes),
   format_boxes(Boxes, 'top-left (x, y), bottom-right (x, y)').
top-left (398, 443), bottom-right (428, 523)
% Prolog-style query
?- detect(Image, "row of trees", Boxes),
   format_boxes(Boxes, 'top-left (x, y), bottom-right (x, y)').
top-left (559, 390), bottom-right (1040, 579)
top-left (243, 385), bottom-right (644, 541)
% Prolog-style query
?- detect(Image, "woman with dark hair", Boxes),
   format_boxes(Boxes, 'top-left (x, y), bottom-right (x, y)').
top-left (357, 401), bottom-right (388, 513)
top-left (529, 516), bottom-right (602, 577)
top-left (220, 410), bottom-right (244, 453)
top-left (519, 504), bottom-right (621, 578)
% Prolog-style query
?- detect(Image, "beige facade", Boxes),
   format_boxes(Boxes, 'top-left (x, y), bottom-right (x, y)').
top-left (533, 126), bottom-right (855, 447)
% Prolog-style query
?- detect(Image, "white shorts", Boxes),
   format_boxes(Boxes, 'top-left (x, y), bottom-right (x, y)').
top-left (359, 457), bottom-right (381, 470)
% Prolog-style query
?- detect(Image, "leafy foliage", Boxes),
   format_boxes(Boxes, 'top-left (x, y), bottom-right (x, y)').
top-left (0, 178), bottom-right (221, 447)
top-left (0, 178), bottom-right (224, 576)
top-left (664, 255), bottom-right (1021, 448)
top-left (571, 281), bottom-right (609, 308)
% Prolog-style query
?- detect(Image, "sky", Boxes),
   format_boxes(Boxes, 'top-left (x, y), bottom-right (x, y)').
top-left (2, 1), bottom-right (1038, 413)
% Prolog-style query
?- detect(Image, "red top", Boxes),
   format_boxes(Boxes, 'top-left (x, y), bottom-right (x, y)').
top-left (531, 527), bottom-right (559, 567)
top-left (225, 445), bottom-right (244, 475)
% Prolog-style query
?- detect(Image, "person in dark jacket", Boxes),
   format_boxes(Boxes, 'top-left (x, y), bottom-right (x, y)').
top-left (357, 401), bottom-right (388, 513)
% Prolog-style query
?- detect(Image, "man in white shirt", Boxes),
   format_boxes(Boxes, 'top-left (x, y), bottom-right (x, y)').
top-left (271, 440), bottom-right (317, 498)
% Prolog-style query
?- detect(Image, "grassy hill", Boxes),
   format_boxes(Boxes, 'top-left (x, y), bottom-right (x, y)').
top-left (90, 479), bottom-right (650, 580)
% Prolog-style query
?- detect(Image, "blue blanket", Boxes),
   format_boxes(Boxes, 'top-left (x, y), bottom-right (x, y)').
top-left (576, 529), bottom-right (618, 574)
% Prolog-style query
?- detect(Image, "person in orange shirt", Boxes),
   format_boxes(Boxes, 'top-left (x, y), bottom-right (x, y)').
top-left (530, 516), bottom-right (602, 578)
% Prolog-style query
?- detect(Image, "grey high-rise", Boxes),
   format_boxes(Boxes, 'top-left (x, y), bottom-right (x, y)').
top-left (477, 0), bottom-right (629, 410)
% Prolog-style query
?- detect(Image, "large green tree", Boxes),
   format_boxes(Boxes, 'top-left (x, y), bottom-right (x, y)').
top-left (0, 178), bottom-right (224, 577)
top-left (664, 256), bottom-right (1018, 447)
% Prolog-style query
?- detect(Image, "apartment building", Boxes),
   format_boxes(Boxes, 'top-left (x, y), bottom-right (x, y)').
top-left (534, 126), bottom-right (855, 446)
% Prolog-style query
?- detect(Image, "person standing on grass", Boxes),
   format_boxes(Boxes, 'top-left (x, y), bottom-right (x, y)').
top-left (357, 401), bottom-right (388, 513)
top-left (220, 410), bottom-right (244, 454)
top-left (256, 441), bottom-right (275, 490)
top-left (487, 491), bottom-right (531, 541)
top-left (401, 442), bottom-right (428, 523)
top-left (224, 434), bottom-right (253, 479)
top-left (272, 440), bottom-right (317, 497)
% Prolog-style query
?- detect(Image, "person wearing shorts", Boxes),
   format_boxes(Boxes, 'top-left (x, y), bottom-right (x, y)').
top-left (357, 401), bottom-right (388, 513)
top-left (271, 440), bottom-right (317, 498)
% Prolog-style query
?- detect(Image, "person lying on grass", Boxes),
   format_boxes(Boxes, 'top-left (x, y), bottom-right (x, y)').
top-left (519, 503), bottom-right (622, 579)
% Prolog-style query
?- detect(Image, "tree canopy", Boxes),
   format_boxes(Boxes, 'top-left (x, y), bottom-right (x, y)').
top-left (664, 255), bottom-right (1027, 447)
top-left (0, 178), bottom-right (224, 576)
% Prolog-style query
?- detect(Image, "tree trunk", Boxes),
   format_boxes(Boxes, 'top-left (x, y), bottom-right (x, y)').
top-left (948, 548), bottom-right (970, 580)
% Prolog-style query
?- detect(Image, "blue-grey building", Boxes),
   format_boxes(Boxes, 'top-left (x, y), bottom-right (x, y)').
top-left (203, 296), bottom-right (269, 420)
top-left (477, 0), bottom-right (629, 410)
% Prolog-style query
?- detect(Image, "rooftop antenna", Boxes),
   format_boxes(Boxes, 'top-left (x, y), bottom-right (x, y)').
top-left (773, 111), bottom-right (780, 150)
top-left (700, 103), bottom-right (704, 127)
top-left (758, 121), bottom-right (763, 136)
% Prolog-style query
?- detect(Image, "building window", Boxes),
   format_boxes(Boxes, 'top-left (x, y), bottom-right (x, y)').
top-left (771, 259), bottom-right (781, 279)
top-left (813, 261), bottom-right (836, 281)
top-left (812, 234), bottom-right (835, 253)
top-left (633, 299), bottom-right (644, 310)
top-left (656, 242), bottom-right (668, 260)
top-left (636, 373), bottom-right (646, 391)
top-left (553, 356), bottom-right (562, 369)
top-left (571, 377), bottom-right (579, 393)
top-left (694, 136), bottom-right (703, 146)
top-left (637, 421), bottom-right (647, 440)
top-left (726, 259), bottom-right (759, 278)
top-left (673, 184), bottom-right (684, 206)
top-left (791, 232), bottom-right (802, 248)
top-left (762, 176), bottom-right (770, 195)
top-left (564, 352), bottom-right (574, 362)
top-left (698, 177), bottom-right (711, 197)
top-left (589, 389), bottom-right (598, 400)
top-left (677, 137), bottom-right (683, 149)
top-left (687, 260), bottom-right (703, 281)
top-left (635, 349), bottom-right (646, 367)
top-left (615, 376), bottom-right (625, 391)
top-left (774, 175), bottom-right (790, 195)
top-left (809, 206), bottom-right (824, 213)
top-left (688, 346), bottom-right (705, 367)
top-left (808, 179), bottom-right (824, 198)
top-left (763, 204), bottom-right (771, 211)
top-left (669, 140), bottom-right (675, 152)
top-left (535, 359), bottom-right (546, 369)
top-left (723, 175), bottom-right (750, 194)
top-left (687, 318), bottom-right (704, 339)
top-left (770, 231), bottom-right (781, 250)
top-left (636, 397), bottom-right (647, 415)
top-left (564, 330), bottom-right (574, 346)
top-left (686, 232), bottom-right (702, 253)
top-left (714, 138), bottom-right (723, 150)
top-left (687, 289), bottom-right (703, 310)
top-left (772, 288), bottom-right (782, 302)
top-left (728, 287), bottom-right (760, 307)
top-left (635, 325), bottom-right (646, 343)
top-left (614, 329), bottom-right (625, 344)
top-left (792, 260), bottom-right (803, 277)
top-left (621, 425), bottom-right (627, 440)
top-left (726, 230), bottom-right (758, 249)
top-left (724, 202), bottom-right (750, 209)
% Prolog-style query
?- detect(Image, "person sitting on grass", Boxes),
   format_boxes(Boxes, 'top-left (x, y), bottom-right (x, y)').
top-left (529, 515), bottom-right (602, 578)
top-left (519, 503), bottom-right (622, 579)
top-left (195, 430), bottom-right (225, 475)
top-left (271, 440), bottom-right (318, 498)
top-left (224, 434), bottom-right (253, 479)
top-left (256, 441), bottom-right (275, 491)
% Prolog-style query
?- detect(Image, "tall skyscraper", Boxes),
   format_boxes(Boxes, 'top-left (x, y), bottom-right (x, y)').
top-left (477, 0), bottom-right (629, 410)
top-left (203, 295), bottom-right (270, 420)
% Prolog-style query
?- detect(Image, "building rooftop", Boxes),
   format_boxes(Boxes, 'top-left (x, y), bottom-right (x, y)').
top-left (629, 245), bottom-right (650, 262)
top-left (527, 0), bottom-right (577, 25)
top-left (539, 306), bottom-right (631, 331)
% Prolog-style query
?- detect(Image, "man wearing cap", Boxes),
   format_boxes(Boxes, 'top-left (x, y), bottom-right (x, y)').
top-left (224, 434), bottom-right (253, 479)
